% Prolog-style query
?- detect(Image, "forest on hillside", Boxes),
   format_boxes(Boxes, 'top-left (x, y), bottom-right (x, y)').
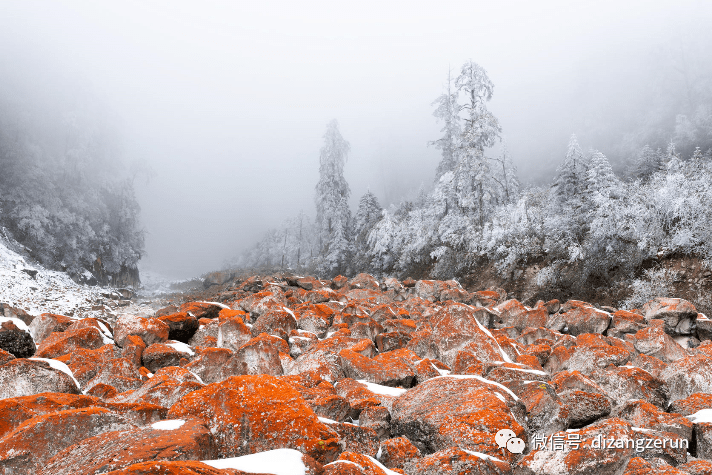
top-left (0, 88), bottom-right (145, 286)
top-left (236, 60), bottom-right (712, 306)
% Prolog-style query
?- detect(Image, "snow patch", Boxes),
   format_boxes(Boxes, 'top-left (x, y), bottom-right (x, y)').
top-left (203, 448), bottom-right (307, 475)
top-left (688, 409), bottom-right (712, 424)
top-left (462, 449), bottom-right (505, 463)
top-left (165, 340), bottom-right (195, 356)
top-left (151, 419), bottom-right (186, 430)
top-left (0, 316), bottom-right (31, 333)
top-left (356, 380), bottom-right (408, 397)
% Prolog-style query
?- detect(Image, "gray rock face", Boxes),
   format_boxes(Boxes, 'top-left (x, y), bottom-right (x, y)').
top-left (642, 297), bottom-right (698, 336)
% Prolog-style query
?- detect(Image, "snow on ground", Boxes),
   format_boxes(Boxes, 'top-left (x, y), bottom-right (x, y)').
top-left (203, 448), bottom-right (307, 475)
top-left (151, 419), bottom-right (186, 431)
top-left (0, 236), bottom-right (153, 318)
top-left (688, 408), bottom-right (712, 424)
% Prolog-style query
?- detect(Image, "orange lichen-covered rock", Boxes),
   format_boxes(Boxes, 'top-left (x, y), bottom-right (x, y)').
top-left (167, 374), bottom-right (341, 463)
top-left (565, 337), bottom-right (632, 375)
top-left (97, 401), bottom-right (167, 426)
top-left (320, 419), bottom-right (380, 457)
top-left (35, 327), bottom-right (106, 358)
top-left (560, 305), bottom-right (612, 335)
top-left (0, 358), bottom-right (80, 399)
top-left (339, 349), bottom-right (415, 388)
top-left (424, 302), bottom-right (505, 366)
top-left (142, 341), bottom-right (194, 373)
top-left (608, 310), bottom-right (647, 338)
top-left (390, 375), bottom-right (525, 459)
top-left (39, 417), bottom-right (216, 475)
top-left (180, 301), bottom-right (224, 320)
top-left (233, 333), bottom-right (285, 376)
top-left (669, 393), bottom-right (712, 416)
top-left (101, 460), bottom-right (243, 475)
top-left (375, 331), bottom-right (411, 353)
top-left (217, 314), bottom-right (253, 351)
top-left (294, 304), bottom-right (335, 338)
top-left (551, 370), bottom-right (606, 395)
top-left (558, 390), bottom-right (611, 428)
top-left (591, 365), bottom-right (669, 409)
top-left (660, 354), bottom-right (712, 401)
top-left (114, 314), bottom-right (169, 347)
top-left (158, 312), bottom-right (199, 342)
top-left (679, 459), bottom-right (712, 475)
top-left (28, 313), bottom-right (74, 344)
top-left (251, 308), bottom-right (298, 340)
top-left (628, 326), bottom-right (688, 363)
top-left (642, 297), bottom-right (697, 336)
top-left (0, 392), bottom-right (100, 439)
top-left (0, 406), bottom-right (136, 471)
top-left (185, 347), bottom-right (237, 384)
top-left (403, 446), bottom-right (511, 475)
top-left (0, 348), bottom-right (15, 366)
top-left (615, 399), bottom-right (692, 441)
top-left (336, 451), bottom-right (391, 475)
top-left (109, 366), bottom-right (204, 408)
top-left (378, 436), bottom-right (421, 470)
top-left (121, 334), bottom-right (146, 368)
top-left (621, 457), bottom-right (687, 475)
top-left (518, 418), bottom-right (637, 475)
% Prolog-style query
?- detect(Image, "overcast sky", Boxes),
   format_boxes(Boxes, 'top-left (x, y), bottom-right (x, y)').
top-left (1, 0), bottom-right (710, 279)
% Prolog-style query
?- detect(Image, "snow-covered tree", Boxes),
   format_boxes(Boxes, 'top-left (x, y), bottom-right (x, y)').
top-left (489, 140), bottom-right (519, 204)
top-left (553, 134), bottom-right (587, 203)
top-left (431, 69), bottom-right (461, 180)
top-left (627, 145), bottom-right (665, 182)
top-left (315, 120), bottom-right (352, 275)
top-left (352, 190), bottom-right (382, 272)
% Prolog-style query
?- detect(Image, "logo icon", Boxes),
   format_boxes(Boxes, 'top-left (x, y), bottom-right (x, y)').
top-left (495, 428), bottom-right (526, 454)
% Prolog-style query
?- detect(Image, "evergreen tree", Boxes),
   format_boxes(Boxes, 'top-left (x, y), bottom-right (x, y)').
top-left (352, 190), bottom-right (383, 272)
top-left (315, 119), bottom-right (352, 275)
top-left (627, 145), bottom-right (665, 182)
top-left (490, 140), bottom-right (519, 204)
top-left (431, 69), bottom-right (461, 180)
top-left (553, 134), bottom-right (587, 203)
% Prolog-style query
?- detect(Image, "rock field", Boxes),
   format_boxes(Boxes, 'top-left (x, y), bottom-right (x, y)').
top-left (2, 273), bottom-right (712, 474)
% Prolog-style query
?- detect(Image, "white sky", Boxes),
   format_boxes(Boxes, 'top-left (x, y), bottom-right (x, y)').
top-left (1, 0), bottom-right (710, 278)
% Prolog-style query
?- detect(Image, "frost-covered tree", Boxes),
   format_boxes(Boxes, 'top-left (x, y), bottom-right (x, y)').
top-left (489, 140), bottom-right (519, 203)
top-left (627, 145), bottom-right (665, 182)
top-left (451, 60), bottom-right (502, 229)
top-left (352, 190), bottom-right (382, 272)
top-left (315, 120), bottom-right (352, 275)
top-left (431, 69), bottom-right (461, 180)
top-left (553, 134), bottom-right (587, 203)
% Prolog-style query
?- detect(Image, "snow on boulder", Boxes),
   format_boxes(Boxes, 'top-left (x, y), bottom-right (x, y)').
top-left (0, 358), bottom-right (80, 399)
top-left (167, 374), bottom-right (341, 464)
top-left (142, 341), bottom-right (194, 373)
top-left (0, 317), bottom-right (35, 358)
top-left (204, 447), bottom-right (323, 475)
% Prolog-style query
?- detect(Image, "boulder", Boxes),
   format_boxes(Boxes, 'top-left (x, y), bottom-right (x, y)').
top-left (628, 326), bottom-right (688, 363)
top-left (560, 305), bottom-right (611, 335)
top-left (378, 436), bottom-right (421, 470)
top-left (180, 301), bottom-right (224, 320)
top-left (27, 313), bottom-right (74, 344)
top-left (390, 375), bottom-right (525, 459)
top-left (157, 312), bottom-right (199, 342)
top-left (642, 298), bottom-right (698, 336)
top-left (167, 374), bottom-right (341, 463)
top-left (35, 327), bottom-right (107, 359)
top-left (559, 390), bottom-right (611, 428)
top-left (0, 319), bottom-right (35, 358)
top-left (590, 366), bottom-right (669, 409)
top-left (251, 308), bottom-right (298, 340)
top-left (114, 314), bottom-right (169, 347)
top-left (403, 447), bottom-right (511, 475)
top-left (0, 359), bottom-right (80, 399)
top-left (339, 349), bottom-right (416, 388)
top-left (217, 315), bottom-right (253, 351)
top-left (142, 341), bottom-right (194, 373)
top-left (660, 354), bottom-right (712, 401)
top-left (39, 418), bottom-right (216, 475)
top-left (0, 407), bottom-right (136, 472)
top-left (110, 366), bottom-right (204, 408)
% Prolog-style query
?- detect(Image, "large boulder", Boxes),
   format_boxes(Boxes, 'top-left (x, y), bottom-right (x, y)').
top-left (157, 312), bottom-right (199, 343)
top-left (642, 298), bottom-right (698, 336)
top-left (0, 319), bottom-right (35, 358)
top-left (28, 313), bottom-right (74, 344)
top-left (0, 359), bottom-right (80, 399)
top-left (167, 374), bottom-right (341, 463)
top-left (661, 354), bottom-right (712, 402)
top-left (38, 418), bottom-right (216, 475)
top-left (390, 375), bottom-right (526, 459)
top-left (0, 407), bottom-right (136, 472)
top-left (35, 327), bottom-right (107, 359)
top-left (113, 314), bottom-right (169, 347)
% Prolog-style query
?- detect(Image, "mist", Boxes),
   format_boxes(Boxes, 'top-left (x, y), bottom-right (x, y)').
top-left (1, 0), bottom-right (710, 279)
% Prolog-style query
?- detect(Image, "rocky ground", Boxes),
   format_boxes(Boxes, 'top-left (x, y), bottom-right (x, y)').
top-left (2, 270), bottom-right (712, 475)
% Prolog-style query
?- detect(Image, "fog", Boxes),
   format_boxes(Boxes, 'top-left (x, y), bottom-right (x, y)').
top-left (1, 0), bottom-right (710, 279)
